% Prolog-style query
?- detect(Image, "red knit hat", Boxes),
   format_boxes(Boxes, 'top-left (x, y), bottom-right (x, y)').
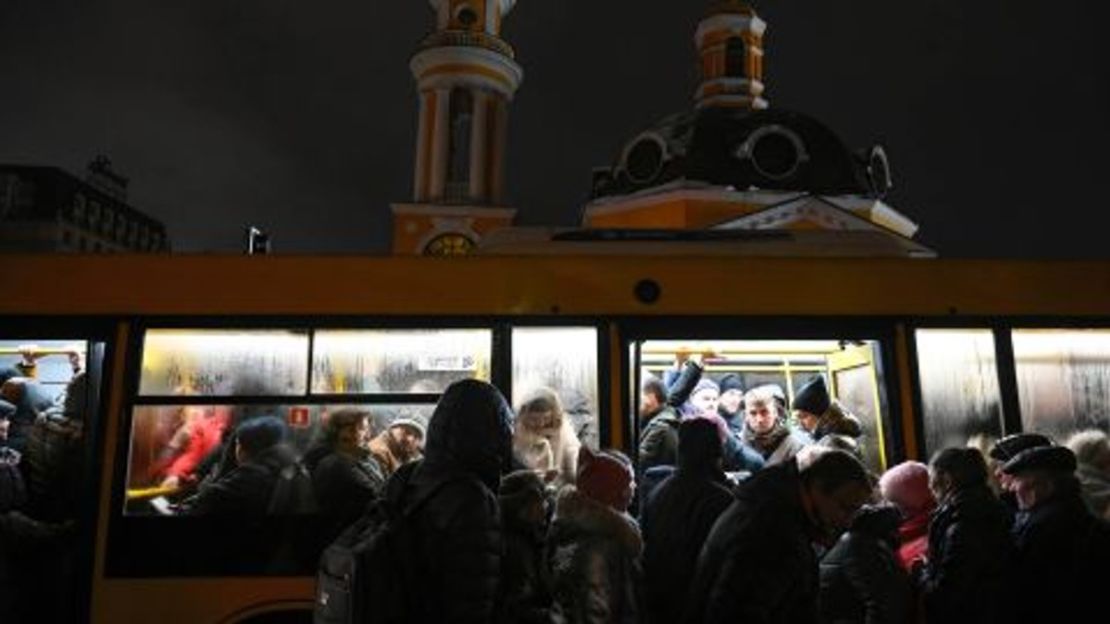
top-left (576, 446), bottom-right (633, 510)
top-left (879, 461), bottom-right (934, 513)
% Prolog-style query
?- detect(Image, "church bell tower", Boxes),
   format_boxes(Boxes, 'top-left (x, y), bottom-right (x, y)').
top-left (391, 0), bottom-right (524, 255)
top-left (694, 1), bottom-right (768, 110)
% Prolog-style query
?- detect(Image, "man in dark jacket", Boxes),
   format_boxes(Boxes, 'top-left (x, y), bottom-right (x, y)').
top-left (916, 447), bottom-right (1011, 624)
top-left (1002, 445), bottom-right (1106, 623)
top-left (183, 416), bottom-right (293, 515)
top-left (818, 505), bottom-right (911, 624)
top-left (639, 360), bottom-right (703, 470)
top-left (685, 449), bottom-right (872, 624)
top-left (642, 418), bottom-right (734, 624)
top-left (403, 379), bottom-right (513, 624)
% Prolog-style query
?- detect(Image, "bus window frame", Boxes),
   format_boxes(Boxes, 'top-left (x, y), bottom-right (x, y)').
top-left (906, 315), bottom-right (1110, 460)
top-left (0, 314), bottom-right (120, 622)
top-left (616, 315), bottom-right (906, 468)
top-left (107, 314), bottom-right (609, 578)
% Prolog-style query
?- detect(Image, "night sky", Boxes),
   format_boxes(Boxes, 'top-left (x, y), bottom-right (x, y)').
top-left (1, 1), bottom-right (1107, 257)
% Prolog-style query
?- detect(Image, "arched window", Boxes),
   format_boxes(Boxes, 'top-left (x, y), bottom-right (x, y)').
top-left (725, 37), bottom-right (746, 78)
top-left (447, 88), bottom-right (474, 195)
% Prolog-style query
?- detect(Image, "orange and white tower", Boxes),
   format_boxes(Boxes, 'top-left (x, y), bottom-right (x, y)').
top-left (695, 1), bottom-right (768, 109)
top-left (391, 0), bottom-right (523, 255)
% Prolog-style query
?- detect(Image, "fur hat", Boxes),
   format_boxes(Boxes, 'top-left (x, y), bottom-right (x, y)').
top-left (575, 446), bottom-right (633, 510)
top-left (792, 376), bottom-right (830, 415)
top-left (879, 461), bottom-right (934, 512)
top-left (718, 373), bottom-right (744, 394)
top-left (1002, 445), bottom-right (1077, 476)
top-left (988, 433), bottom-right (1053, 462)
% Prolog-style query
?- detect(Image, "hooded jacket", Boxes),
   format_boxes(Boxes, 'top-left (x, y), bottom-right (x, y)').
top-left (404, 379), bottom-right (513, 624)
top-left (818, 505), bottom-right (911, 624)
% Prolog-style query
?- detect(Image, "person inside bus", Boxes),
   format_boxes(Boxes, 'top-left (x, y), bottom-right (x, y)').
top-left (367, 417), bottom-right (425, 478)
top-left (513, 387), bottom-right (581, 486)
top-left (310, 408), bottom-right (384, 531)
top-left (914, 447), bottom-right (1011, 624)
top-left (716, 373), bottom-right (745, 436)
top-left (152, 404), bottom-right (230, 490)
top-left (1066, 429), bottom-right (1110, 520)
top-left (549, 445), bottom-right (641, 624)
top-left (639, 376), bottom-right (667, 425)
top-left (180, 416), bottom-right (294, 516)
top-left (791, 376), bottom-right (863, 445)
top-left (685, 448), bottom-right (872, 624)
top-left (1001, 445), bottom-right (1106, 622)
top-left (639, 359), bottom-right (703, 471)
top-left (641, 418), bottom-right (733, 624)
top-left (0, 375), bottom-right (55, 454)
top-left (741, 384), bottom-right (809, 466)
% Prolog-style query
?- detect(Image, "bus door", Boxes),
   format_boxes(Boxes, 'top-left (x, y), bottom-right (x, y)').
top-left (826, 342), bottom-right (888, 472)
top-left (1, 327), bottom-right (113, 624)
top-left (629, 333), bottom-right (897, 483)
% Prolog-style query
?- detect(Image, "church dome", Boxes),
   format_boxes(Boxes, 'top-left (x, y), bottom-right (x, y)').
top-left (591, 106), bottom-right (887, 200)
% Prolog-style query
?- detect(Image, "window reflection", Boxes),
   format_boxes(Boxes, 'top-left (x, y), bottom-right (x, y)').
top-left (139, 330), bottom-right (309, 396)
top-left (312, 329), bottom-right (491, 394)
top-left (914, 329), bottom-right (1004, 455)
top-left (1013, 329), bottom-right (1110, 442)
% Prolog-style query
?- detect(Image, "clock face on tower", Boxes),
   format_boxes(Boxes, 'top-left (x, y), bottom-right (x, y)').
top-left (423, 232), bottom-right (477, 256)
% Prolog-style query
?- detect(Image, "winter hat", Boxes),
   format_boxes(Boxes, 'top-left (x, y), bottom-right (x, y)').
top-left (792, 376), bottom-right (830, 415)
top-left (718, 373), bottom-right (744, 394)
top-left (234, 416), bottom-right (287, 457)
top-left (388, 417), bottom-right (427, 440)
top-left (576, 446), bottom-right (633, 510)
top-left (988, 432), bottom-right (1053, 462)
top-left (1002, 445), bottom-right (1077, 476)
top-left (690, 378), bottom-right (720, 398)
top-left (879, 461), bottom-right (934, 512)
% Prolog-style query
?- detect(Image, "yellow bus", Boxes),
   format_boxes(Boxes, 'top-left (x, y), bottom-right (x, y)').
top-left (1, 252), bottom-right (1108, 623)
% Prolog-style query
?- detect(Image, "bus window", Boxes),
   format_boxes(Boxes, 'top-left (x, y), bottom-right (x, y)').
top-left (1012, 329), bottom-right (1110, 442)
top-left (512, 327), bottom-right (600, 483)
top-left (311, 329), bottom-right (491, 393)
top-left (914, 329), bottom-right (1004, 456)
top-left (124, 402), bottom-right (433, 516)
top-left (139, 329), bottom-right (310, 396)
top-left (637, 339), bottom-right (891, 477)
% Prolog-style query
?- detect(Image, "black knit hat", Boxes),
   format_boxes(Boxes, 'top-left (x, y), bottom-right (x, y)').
top-left (988, 433), bottom-right (1053, 462)
top-left (792, 376), bottom-right (830, 415)
top-left (1001, 445), bottom-right (1077, 476)
top-left (718, 373), bottom-right (744, 394)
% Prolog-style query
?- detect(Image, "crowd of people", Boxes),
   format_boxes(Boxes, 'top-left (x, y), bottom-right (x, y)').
top-left (4, 347), bottom-right (1110, 624)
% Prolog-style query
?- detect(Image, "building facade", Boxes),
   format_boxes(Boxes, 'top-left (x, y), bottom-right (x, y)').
top-left (0, 156), bottom-right (170, 253)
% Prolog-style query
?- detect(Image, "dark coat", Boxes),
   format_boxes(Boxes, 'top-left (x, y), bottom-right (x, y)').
top-left (685, 460), bottom-right (821, 624)
top-left (917, 485), bottom-right (1011, 624)
top-left (311, 449), bottom-right (385, 530)
top-left (402, 379), bottom-right (512, 624)
top-left (549, 487), bottom-right (642, 624)
top-left (642, 464), bottom-right (734, 624)
top-left (184, 444), bottom-right (295, 515)
top-left (1006, 483), bottom-right (1106, 623)
top-left (818, 506), bottom-right (911, 624)
top-left (639, 407), bottom-right (681, 470)
top-left (499, 506), bottom-right (560, 624)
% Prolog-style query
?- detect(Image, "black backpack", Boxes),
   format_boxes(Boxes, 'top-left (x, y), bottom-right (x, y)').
top-left (268, 461), bottom-right (319, 515)
top-left (313, 466), bottom-right (450, 624)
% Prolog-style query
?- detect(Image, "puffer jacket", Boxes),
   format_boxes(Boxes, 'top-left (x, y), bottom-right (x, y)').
top-left (818, 505), bottom-right (911, 624)
top-left (549, 487), bottom-right (642, 624)
top-left (403, 379), bottom-right (512, 624)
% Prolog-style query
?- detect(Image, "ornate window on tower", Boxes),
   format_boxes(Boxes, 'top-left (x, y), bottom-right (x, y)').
top-left (725, 37), bottom-right (746, 78)
top-left (423, 232), bottom-right (477, 256)
top-left (447, 88), bottom-right (474, 200)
